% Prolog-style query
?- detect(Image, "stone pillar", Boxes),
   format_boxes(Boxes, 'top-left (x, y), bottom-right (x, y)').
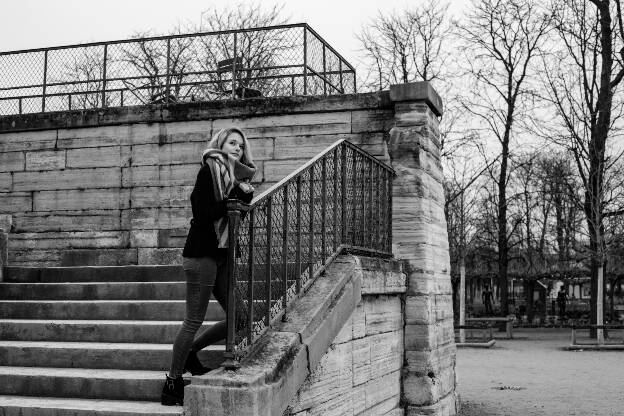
top-left (388, 82), bottom-right (459, 415)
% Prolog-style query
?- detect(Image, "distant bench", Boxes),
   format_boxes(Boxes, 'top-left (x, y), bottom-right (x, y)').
top-left (570, 324), bottom-right (624, 346)
top-left (466, 316), bottom-right (514, 339)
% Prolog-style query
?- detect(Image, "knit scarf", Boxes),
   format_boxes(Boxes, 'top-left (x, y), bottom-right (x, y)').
top-left (202, 149), bottom-right (255, 248)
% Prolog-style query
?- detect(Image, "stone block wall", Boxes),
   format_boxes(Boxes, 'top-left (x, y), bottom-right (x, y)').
top-left (0, 96), bottom-right (391, 266)
top-left (286, 257), bottom-right (406, 416)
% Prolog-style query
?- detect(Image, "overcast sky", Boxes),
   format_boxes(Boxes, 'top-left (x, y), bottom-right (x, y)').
top-left (1, 0), bottom-right (469, 67)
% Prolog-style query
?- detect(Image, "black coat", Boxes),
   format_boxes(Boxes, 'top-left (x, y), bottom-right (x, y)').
top-left (182, 164), bottom-right (253, 258)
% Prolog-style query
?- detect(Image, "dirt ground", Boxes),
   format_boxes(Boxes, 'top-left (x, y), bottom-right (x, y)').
top-left (456, 328), bottom-right (624, 416)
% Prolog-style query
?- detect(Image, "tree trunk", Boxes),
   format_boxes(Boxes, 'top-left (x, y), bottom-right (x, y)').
top-left (497, 138), bottom-right (510, 316)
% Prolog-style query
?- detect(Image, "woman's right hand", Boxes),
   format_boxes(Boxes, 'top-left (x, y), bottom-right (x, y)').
top-left (238, 182), bottom-right (254, 193)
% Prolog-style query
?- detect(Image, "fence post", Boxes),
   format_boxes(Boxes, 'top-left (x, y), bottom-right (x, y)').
top-left (232, 33), bottom-right (238, 100)
top-left (322, 44), bottom-right (327, 95)
top-left (303, 26), bottom-right (308, 95)
top-left (42, 50), bottom-right (48, 112)
top-left (223, 201), bottom-right (243, 370)
top-left (321, 156), bottom-right (327, 263)
top-left (165, 38), bottom-right (171, 103)
top-left (101, 44), bottom-right (108, 107)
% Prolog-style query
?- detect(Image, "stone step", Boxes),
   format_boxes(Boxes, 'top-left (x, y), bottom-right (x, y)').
top-left (0, 396), bottom-right (183, 416)
top-left (0, 367), bottom-right (171, 401)
top-left (0, 319), bottom-right (217, 343)
top-left (3, 265), bottom-right (184, 283)
top-left (0, 341), bottom-right (224, 371)
top-left (0, 300), bottom-right (225, 320)
top-left (0, 282), bottom-right (186, 300)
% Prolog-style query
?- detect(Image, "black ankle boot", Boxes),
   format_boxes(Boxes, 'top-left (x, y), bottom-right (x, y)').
top-left (161, 375), bottom-right (185, 406)
top-left (184, 350), bottom-right (211, 376)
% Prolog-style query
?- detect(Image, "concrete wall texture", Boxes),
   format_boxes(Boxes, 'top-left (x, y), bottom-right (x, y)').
top-left (0, 82), bottom-right (458, 415)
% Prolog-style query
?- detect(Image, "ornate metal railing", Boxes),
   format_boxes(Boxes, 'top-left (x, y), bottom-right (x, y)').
top-left (0, 24), bottom-right (356, 116)
top-left (222, 140), bottom-right (394, 366)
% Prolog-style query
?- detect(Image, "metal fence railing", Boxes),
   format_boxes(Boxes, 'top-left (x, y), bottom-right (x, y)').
top-left (221, 140), bottom-right (393, 366)
top-left (0, 24), bottom-right (356, 116)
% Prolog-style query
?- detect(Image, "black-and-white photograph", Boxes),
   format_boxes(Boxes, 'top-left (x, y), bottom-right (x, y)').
top-left (0, 1), bottom-right (622, 415)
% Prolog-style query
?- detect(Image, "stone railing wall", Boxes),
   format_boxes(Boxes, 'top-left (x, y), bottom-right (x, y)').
top-left (286, 257), bottom-right (406, 416)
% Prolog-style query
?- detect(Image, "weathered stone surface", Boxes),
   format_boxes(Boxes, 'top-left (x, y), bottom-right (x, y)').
top-left (60, 249), bottom-right (138, 266)
top-left (33, 189), bottom-right (129, 211)
top-left (0, 172), bottom-right (11, 192)
top-left (14, 167), bottom-right (121, 191)
top-left (389, 82), bottom-right (456, 416)
top-left (0, 193), bottom-right (32, 213)
top-left (0, 151), bottom-right (25, 172)
top-left (0, 130), bottom-right (56, 152)
top-left (25, 150), bottom-right (66, 171)
top-left (12, 210), bottom-right (121, 232)
top-left (66, 146), bottom-right (127, 168)
top-left (390, 82), bottom-right (443, 116)
top-left (0, 228), bottom-right (7, 280)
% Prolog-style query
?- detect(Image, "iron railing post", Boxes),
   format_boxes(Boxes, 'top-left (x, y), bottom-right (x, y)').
top-left (295, 176), bottom-right (302, 293)
top-left (68, 95), bottom-right (72, 111)
top-left (265, 197), bottom-right (273, 326)
top-left (247, 210), bottom-right (255, 345)
top-left (321, 156), bottom-right (327, 263)
top-left (368, 160), bottom-right (373, 248)
top-left (341, 144), bottom-right (347, 245)
top-left (282, 185), bottom-right (289, 312)
top-left (376, 163), bottom-right (381, 251)
top-left (102, 44), bottom-right (108, 107)
top-left (18, 98), bottom-right (22, 115)
top-left (303, 26), bottom-right (308, 95)
top-left (42, 50), bottom-right (48, 112)
top-left (351, 150), bottom-right (358, 246)
top-left (223, 200), bottom-right (243, 370)
top-left (333, 147), bottom-right (339, 252)
top-left (388, 171), bottom-right (393, 253)
top-left (308, 165), bottom-right (315, 284)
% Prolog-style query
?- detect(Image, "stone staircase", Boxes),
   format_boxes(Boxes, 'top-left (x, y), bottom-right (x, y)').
top-left (0, 265), bottom-right (226, 415)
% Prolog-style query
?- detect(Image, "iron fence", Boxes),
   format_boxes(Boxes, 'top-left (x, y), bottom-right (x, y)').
top-left (222, 140), bottom-right (393, 366)
top-left (0, 24), bottom-right (356, 116)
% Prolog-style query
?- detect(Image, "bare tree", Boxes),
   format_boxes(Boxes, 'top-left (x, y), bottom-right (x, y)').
top-left (541, 0), bottom-right (624, 335)
top-left (119, 28), bottom-right (195, 104)
top-left (458, 0), bottom-right (551, 315)
top-left (356, 0), bottom-right (452, 90)
top-left (192, 2), bottom-right (294, 99)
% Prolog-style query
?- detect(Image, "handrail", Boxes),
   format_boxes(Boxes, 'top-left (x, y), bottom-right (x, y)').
top-left (221, 140), bottom-right (394, 367)
top-left (0, 24), bottom-right (356, 116)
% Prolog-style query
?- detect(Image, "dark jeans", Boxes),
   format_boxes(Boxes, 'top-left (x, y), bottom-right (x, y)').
top-left (169, 256), bottom-right (228, 377)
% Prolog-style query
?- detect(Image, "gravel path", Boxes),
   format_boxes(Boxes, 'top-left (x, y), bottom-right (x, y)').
top-left (456, 328), bottom-right (624, 416)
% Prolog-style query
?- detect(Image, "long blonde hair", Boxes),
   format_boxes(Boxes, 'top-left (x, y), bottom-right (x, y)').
top-left (206, 127), bottom-right (255, 168)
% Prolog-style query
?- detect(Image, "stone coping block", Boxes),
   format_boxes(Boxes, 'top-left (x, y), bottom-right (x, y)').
top-left (0, 93), bottom-right (392, 133)
top-left (389, 82), bottom-right (443, 117)
top-left (184, 255), bottom-right (363, 416)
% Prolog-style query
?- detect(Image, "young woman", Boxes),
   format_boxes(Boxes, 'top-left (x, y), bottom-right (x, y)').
top-left (162, 127), bottom-right (256, 406)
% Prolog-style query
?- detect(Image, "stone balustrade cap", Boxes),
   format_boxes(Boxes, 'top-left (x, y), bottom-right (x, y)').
top-left (389, 82), bottom-right (443, 117)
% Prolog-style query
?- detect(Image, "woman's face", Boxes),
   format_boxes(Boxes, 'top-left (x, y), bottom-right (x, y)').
top-left (221, 132), bottom-right (245, 160)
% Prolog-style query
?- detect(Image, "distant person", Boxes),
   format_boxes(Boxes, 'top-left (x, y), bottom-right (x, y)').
top-left (482, 285), bottom-right (494, 315)
top-left (557, 287), bottom-right (568, 318)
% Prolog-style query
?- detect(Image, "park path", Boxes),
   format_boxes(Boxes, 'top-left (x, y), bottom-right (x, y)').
top-left (456, 328), bottom-right (624, 416)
